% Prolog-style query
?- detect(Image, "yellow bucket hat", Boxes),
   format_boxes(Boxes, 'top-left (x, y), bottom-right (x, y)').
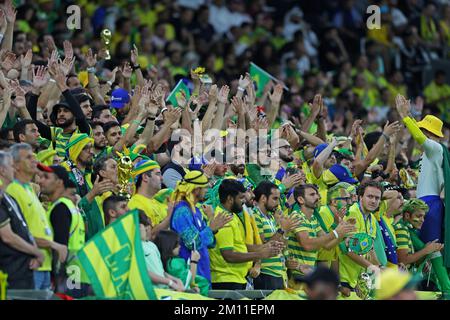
top-left (417, 115), bottom-right (444, 138)
top-left (374, 269), bottom-right (418, 300)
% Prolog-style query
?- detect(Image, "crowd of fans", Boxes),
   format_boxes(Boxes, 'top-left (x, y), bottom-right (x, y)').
top-left (0, 0), bottom-right (450, 300)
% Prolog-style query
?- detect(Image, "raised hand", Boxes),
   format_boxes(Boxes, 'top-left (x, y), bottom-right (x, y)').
top-left (85, 49), bottom-right (97, 68)
top-left (47, 50), bottom-right (59, 76)
top-left (2, 52), bottom-right (16, 72)
top-left (246, 81), bottom-right (256, 106)
top-left (4, 0), bottom-right (16, 23)
top-left (164, 106), bottom-right (182, 126)
top-left (108, 66), bottom-right (119, 85)
top-left (231, 95), bottom-right (245, 115)
top-left (63, 40), bottom-right (74, 60)
top-left (383, 120), bottom-right (401, 137)
top-left (254, 117), bottom-right (269, 131)
top-left (0, 9), bottom-right (7, 34)
top-left (246, 104), bottom-right (258, 123)
top-left (20, 49), bottom-right (33, 70)
top-left (309, 94), bottom-right (322, 117)
top-left (238, 72), bottom-right (251, 89)
top-left (10, 80), bottom-right (27, 109)
top-left (268, 83), bottom-right (283, 105)
top-left (351, 119), bottom-right (363, 138)
top-left (60, 55), bottom-right (76, 76)
top-left (130, 44), bottom-right (139, 66)
top-left (208, 84), bottom-right (218, 104)
top-left (395, 94), bottom-right (411, 119)
top-left (45, 36), bottom-right (57, 53)
top-left (121, 61), bottom-right (132, 79)
top-left (217, 85), bottom-right (230, 104)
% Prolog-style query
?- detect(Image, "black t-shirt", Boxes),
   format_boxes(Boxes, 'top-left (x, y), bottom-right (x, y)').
top-left (50, 203), bottom-right (72, 246)
top-left (0, 193), bottom-right (34, 289)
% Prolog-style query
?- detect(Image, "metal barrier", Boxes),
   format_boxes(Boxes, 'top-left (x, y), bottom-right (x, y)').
top-left (6, 289), bottom-right (61, 300)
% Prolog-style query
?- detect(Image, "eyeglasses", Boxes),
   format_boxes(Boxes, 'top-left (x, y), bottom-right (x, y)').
top-left (334, 197), bottom-right (352, 202)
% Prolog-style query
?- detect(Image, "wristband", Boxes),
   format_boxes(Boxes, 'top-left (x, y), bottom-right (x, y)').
top-left (160, 107), bottom-right (168, 114)
top-left (168, 280), bottom-right (174, 287)
top-left (237, 86), bottom-right (245, 92)
top-left (132, 64), bottom-right (140, 70)
top-left (332, 230), bottom-right (339, 239)
top-left (87, 67), bottom-right (96, 73)
top-left (49, 79), bottom-right (56, 83)
top-left (381, 133), bottom-right (389, 141)
top-left (148, 116), bottom-right (156, 121)
top-left (191, 260), bottom-right (199, 264)
top-left (107, 80), bottom-right (113, 86)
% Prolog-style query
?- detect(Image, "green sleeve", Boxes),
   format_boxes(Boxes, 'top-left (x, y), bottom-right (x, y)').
top-left (167, 258), bottom-right (189, 283)
top-left (403, 117), bottom-right (426, 145)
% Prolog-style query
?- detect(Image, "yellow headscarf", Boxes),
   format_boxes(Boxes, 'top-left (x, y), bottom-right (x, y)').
top-left (172, 170), bottom-right (209, 212)
top-left (66, 133), bottom-right (94, 164)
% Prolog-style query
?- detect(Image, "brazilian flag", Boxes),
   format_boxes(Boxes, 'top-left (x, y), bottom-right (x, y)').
top-left (249, 62), bottom-right (272, 98)
top-left (166, 79), bottom-right (190, 108)
top-left (77, 210), bottom-right (157, 300)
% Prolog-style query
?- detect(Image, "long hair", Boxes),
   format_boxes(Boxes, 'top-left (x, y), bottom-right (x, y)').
top-left (154, 230), bottom-right (181, 270)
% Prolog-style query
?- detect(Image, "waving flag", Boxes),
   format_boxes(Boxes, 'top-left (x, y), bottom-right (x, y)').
top-left (77, 210), bottom-right (157, 300)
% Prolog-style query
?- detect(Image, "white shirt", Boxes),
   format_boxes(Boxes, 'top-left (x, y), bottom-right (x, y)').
top-left (417, 139), bottom-right (444, 198)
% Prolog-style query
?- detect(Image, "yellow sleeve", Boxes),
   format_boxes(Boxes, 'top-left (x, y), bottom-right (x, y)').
top-left (402, 117), bottom-right (426, 145)
top-left (215, 225), bottom-right (234, 251)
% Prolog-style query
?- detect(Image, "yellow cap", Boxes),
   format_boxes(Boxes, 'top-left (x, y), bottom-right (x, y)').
top-left (417, 115), bottom-right (444, 138)
top-left (374, 269), bottom-right (413, 300)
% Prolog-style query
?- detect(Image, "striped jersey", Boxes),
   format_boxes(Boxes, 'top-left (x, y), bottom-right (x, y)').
top-left (287, 209), bottom-right (322, 273)
top-left (253, 206), bottom-right (286, 278)
top-left (394, 219), bottom-right (414, 255)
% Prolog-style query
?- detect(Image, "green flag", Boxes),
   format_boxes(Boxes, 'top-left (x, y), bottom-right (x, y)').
top-left (441, 143), bottom-right (450, 267)
top-left (249, 62), bottom-right (272, 98)
top-left (77, 210), bottom-right (157, 300)
top-left (166, 79), bottom-right (190, 108)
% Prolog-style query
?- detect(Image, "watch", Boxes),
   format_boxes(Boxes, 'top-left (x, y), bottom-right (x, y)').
top-left (277, 228), bottom-right (285, 235)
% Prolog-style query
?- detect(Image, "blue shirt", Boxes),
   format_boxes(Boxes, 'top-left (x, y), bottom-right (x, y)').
top-left (170, 201), bottom-right (216, 283)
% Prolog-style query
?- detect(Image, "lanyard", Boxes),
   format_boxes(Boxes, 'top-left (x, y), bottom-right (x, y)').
top-left (358, 202), bottom-right (373, 235)
top-left (255, 205), bottom-right (276, 234)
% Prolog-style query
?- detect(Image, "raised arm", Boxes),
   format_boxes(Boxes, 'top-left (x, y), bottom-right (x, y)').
top-left (396, 94), bottom-right (427, 145)
top-left (312, 138), bottom-right (338, 179)
top-left (1, 0), bottom-right (15, 52)
top-left (353, 121), bottom-right (401, 177)
top-left (266, 83), bottom-right (283, 129)
top-left (130, 44), bottom-right (145, 87)
top-left (201, 85), bottom-right (218, 133)
top-left (301, 94), bottom-right (321, 133)
top-left (211, 85), bottom-right (229, 130)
